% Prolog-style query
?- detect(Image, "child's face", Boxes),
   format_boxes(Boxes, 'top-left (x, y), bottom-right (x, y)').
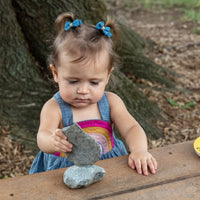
top-left (51, 51), bottom-right (112, 108)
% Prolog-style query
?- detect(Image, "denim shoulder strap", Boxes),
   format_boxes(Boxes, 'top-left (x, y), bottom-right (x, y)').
top-left (98, 92), bottom-right (110, 122)
top-left (54, 91), bottom-right (73, 127)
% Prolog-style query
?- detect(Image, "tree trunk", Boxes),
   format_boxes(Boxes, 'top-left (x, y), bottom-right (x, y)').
top-left (0, 0), bottom-right (52, 153)
top-left (0, 0), bottom-right (171, 154)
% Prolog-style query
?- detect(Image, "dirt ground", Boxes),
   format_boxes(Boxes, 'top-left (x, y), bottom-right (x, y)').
top-left (105, 0), bottom-right (200, 146)
top-left (0, 1), bottom-right (200, 178)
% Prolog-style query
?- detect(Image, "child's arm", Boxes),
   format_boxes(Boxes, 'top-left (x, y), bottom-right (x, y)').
top-left (36, 98), bottom-right (72, 154)
top-left (107, 92), bottom-right (157, 176)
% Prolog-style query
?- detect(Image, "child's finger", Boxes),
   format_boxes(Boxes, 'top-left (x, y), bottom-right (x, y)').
top-left (151, 156), bottom-right (158, 170)
top-left (141, 160), bottom-right (148, 176)
top-left (135, 160), bottom-right (142, 175)
top-left (55, 141), bottom-right (72, 152)
top-left (61, 144), bottom-right (72, 152)
top-left (55, 129), bottom-right (67, 140)
top-left (61, 137), bottom-right (72, 148)
top-left (147, 158), bottom-right (156, 174)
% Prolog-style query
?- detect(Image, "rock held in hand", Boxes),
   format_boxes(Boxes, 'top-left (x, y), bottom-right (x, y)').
top-left (62, 123), bottom-right (102, 166)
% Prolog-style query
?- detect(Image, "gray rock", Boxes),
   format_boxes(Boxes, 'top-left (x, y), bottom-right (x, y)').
top-left (62, 123), bottom-right (102, 165)
top-left (63, 165), bottom-right (106, 189)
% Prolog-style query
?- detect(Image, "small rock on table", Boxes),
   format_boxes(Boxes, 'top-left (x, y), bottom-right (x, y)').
top-left (63, 165), bottom-right (106, 189)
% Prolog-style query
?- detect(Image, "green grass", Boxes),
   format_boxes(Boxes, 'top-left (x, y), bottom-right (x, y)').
top-left (167, 98), bottom-right (196, 109)
top-left (124, 0), bottom-right (200, 22)
top-left (193, 28), bottom-right (200, 34)
top-left (0, 175), bottom-right (8, 179)
top-left (184, 8), bottom-right (200, 22)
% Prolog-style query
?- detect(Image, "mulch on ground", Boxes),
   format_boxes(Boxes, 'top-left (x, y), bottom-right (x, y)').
top-left (106, 0), bottom-right (200, 148)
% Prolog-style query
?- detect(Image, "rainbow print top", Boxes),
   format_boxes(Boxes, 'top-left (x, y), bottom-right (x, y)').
top-left (54, 120), bottom-right (115, 158)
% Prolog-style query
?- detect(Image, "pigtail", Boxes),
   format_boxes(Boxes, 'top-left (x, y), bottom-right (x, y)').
top-left (104, 17), bottom-right (120, 71)
top-left (105, 17), bottom-right (120, 40)
top-left (55, 12), bottom-right (74, 33)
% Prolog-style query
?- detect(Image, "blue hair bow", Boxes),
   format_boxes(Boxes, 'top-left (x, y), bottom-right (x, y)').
top-left (65, 19), bottom-right (82, 31)
top-left (95, 21), bottom-right (112, 38)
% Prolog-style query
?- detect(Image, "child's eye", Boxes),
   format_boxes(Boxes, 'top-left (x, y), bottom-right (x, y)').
top-left (90, 81), bottom-right (99, 85)
top-left (69, 80), bottom-right (78, 84)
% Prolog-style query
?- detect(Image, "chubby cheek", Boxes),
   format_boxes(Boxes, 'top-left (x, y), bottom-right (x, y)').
top-left (58, 84), bottom-right (74, 102)
top-left (91, 88), bottom-right (105, 102)
top-left (60, 90), bottom-right (73, 103)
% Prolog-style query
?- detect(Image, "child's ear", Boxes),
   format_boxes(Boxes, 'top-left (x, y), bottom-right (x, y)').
top-left (50, 64), bottom-right (58, 83)
top-left (106, 67), bottom-right (114, 84)
top-left (110, 67), bottom-right (114, 74)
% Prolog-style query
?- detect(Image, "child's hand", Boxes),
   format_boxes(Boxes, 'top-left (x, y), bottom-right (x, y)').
top-left (128, 151), bottom-right (157, 176)
top-left (52, 129), bottom-right (73, 153)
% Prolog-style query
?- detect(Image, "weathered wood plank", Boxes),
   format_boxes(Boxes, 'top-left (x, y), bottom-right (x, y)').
top-left (0, 141), bottom-right (198, 200)
top-left (102, 175), bottom-right (200, 200)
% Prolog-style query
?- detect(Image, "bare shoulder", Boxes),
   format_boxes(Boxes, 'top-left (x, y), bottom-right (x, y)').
top-left (105, 91), bottom-right (128, 117)
top-left (39, 97), bottom-right (62, 130)
top-left (40, 97), bottom-right (61, 120)
top-left (42, 97), bottom-right (59, 112)
top-left (105, 92), bottom-right (138, 136)
top-left (105, 91), bottom-right (125, 108)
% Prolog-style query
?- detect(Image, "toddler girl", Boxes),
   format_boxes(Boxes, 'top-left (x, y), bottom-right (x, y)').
top-left (29, 13), bottom-right (157, 176)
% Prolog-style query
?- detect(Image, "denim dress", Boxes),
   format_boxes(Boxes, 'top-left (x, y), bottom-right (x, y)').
top-left (29, 92), bottom-right (127, 174)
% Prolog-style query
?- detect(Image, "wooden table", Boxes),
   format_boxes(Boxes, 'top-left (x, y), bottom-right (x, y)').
top-left (0, 141), bottom-right (200, 200)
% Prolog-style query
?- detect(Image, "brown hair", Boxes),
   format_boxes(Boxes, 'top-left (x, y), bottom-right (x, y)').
top-left (48, 13), bottom-right (119, 72)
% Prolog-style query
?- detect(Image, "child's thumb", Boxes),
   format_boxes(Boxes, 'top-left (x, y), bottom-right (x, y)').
top-left (55, 129), bottom-right (67, 140)
top-left (128, 157), bottom-right (136, 170)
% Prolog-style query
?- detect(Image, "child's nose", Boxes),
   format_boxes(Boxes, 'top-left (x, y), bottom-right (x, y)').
top-left (77, 84), bottom-right (89, 94)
